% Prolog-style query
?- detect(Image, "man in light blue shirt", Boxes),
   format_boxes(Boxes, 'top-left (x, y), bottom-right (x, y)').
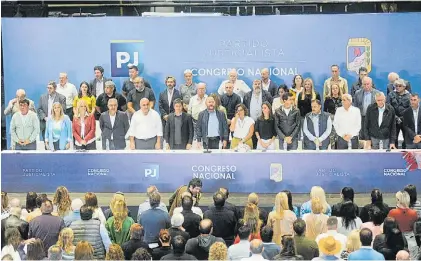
top-left (137, 185), bottom-right (168, 223)
top-left (348, 229), bottom-right (384, 260)
top-left (303, 100), bottom-right (332, 150)
top-left (207, 110), bottom-right (220, 138)
top-left (228, 226), bottom-right (252, 260)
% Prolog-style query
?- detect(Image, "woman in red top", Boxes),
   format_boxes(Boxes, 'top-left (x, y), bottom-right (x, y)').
top-left (388, 191), bottom-right (418, 232)
top-left (72, 99), bottom-right (96, 150)
top-left (234, 203), bottom-right (262, 243)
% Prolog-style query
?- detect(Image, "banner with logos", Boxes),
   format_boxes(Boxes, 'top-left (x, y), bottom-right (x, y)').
top-left (2, 13), bottom-right (421, 147)
top-left (2, 151), bottom-right (420, 193)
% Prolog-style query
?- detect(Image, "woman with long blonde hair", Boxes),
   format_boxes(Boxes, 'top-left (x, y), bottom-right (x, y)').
top-left (104, 192), bottom-right (133, 220)
top-left (105, 199), bottom-right (134, 245)
top-left (340, 229), bottom-right (361, 260)
top-left (53, 186), bottom-right (71, 217)
top-left (45, 102), bottom-right (72, 151)
top-left (56, 228), bottom-right (76, 260)
top-left (234, 203), bottom-right (262, 243)
top-left (72, 99), bottom-right (96, 150)
top-left (267, 192), bottom-right (297, 244)
top-left (303, 197), bottom-right (329, 240)
top-left (300, 186), bottom-right (331, 217)
top-left (297, 78), bottom-right (321, 118)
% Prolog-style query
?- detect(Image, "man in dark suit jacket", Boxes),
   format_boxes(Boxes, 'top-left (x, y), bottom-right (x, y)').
top-left (99, 98), bottom-right (130, 150)
top-left (89, 65), bottom-right (111, 98)
top-left (403, 93), bottom-right (421, 149)
top-left (364, 92), bottom-right (397, 150)
top-left (196, 96), bottom-right (229, 150)
top-left (387, 72), bottom-right (412, 95)
top-left (353, 77), bottom-right (380, 140)
top-left (159, 76), bottom-right (181, 127)
top-left (37, 81), bottom-right (66, 141)
top-left (261, 68), bottom-right (278, 97)
top-left (164, 99), bottom-right (193, 150)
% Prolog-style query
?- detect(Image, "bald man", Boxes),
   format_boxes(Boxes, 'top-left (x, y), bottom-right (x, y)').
top-left (243, 239), bottom-right (266, 261)
top-left (353, 76), bottom-right (380, 141)
top-left (128, 98), bottom-right (162, 150)
top-left (261, 68), bottom-right (278, 97)
top-left (4, 89), bottom-right (35, 117)
top-left (217, 69), bottom-right (251, 100)
top-left (56, 72), bottom-right (78, 120)
top-left (185, 219), bottom-right (225, 260)
top-left (396, 250), bottom-right (410, 260)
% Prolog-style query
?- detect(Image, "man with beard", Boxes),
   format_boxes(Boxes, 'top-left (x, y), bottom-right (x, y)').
top-left (159, 76), bottom-right (181, 129)
top-left (127, 76), bottom-right (155, 113)
top-left (169, 178), bottom-right (202, 216)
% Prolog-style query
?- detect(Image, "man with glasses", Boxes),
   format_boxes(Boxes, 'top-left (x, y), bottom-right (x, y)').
top-left (127, 76), bottom-right (155, 114)
top-left (323, 65), bottom-right (349, 101)
top-left (4, 89), bottom-right (35, 117)
top-left (10, 99), bottom-right (40, 150)
top-left (387, 79), bottom-right (411, 148)
top-left (37, 81), bottom-right (66, 141)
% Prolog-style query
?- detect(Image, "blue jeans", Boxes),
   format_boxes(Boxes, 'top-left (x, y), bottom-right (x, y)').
top-left (371, 137), bottom-right (390, 149)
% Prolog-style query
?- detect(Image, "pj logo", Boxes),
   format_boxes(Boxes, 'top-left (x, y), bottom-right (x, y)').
top-left (110, 40), bottom-right (145, 77)
top-left (144, 164), bottom-right (159, 179)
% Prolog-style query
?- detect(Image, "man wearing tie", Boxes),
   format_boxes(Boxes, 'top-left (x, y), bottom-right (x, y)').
top-left (99, 98), bottom-right (130, 150)
top-left (403, 94), bottom-right (421, 149)
top-left (159, 76), bottom-right (181, 129)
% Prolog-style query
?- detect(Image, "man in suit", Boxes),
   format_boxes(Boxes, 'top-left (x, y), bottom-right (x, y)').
top-left (403, 93), bottom-right (421, 149)
top-left (196, 96), bottom-right (229, 150)
top-left (37, 81), bottom-right (66, 141)
top-left (274, 93), bottom-right (301, 151)
top-left (164, 99), bottom-right (193, 150)
top-left (348, 228), bottom-right (385, 260)
top-left (99, 98), bottom-right (130, 150)
top-left (89, 66), bottom-right (110, 98)
top-left (159, 76), bottom-right (181, 129)
top-left (261, 68), bottom-right (278, 97)
top-left (353, 76), bottom-right (380, 141)
top-left (364, 92), bottom-right (397, 150)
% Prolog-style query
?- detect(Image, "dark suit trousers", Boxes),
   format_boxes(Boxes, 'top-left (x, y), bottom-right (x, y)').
top-left (359, 116), bottom-right (366, 140)
top-left (75, 142), bottom-right (96, 150)
top-left (204, 137), bottom-right (220, 149)
top-left (336, 136), bottom-right (359, 149)
top-left (395, 121), bottom-right (406, 148)
top-left (65, 107), bottom-right (74, 121)
top-left (172, 144), bottom-right (185, 150)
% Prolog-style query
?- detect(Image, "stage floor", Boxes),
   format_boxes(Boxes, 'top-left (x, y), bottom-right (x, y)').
top-left (6, 192), bottom-right (397, 208)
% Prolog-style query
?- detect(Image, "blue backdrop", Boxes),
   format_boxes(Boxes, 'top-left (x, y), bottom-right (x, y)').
top-left (2, 151), bottom-right (421, 193)
top-left (2, 13), bottom-right (421, 145)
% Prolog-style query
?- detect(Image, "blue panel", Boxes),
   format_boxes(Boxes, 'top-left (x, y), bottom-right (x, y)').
top-left (2, 151), bottom-right (420, 193)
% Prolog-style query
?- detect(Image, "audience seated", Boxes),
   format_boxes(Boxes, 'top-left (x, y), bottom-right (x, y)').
top-left (151, 229), bottom-right (172, 260)
top-left (373, 217), bottom-right (408, 258)
top-left (186, 219), bottom-right (225, 260)
top-left (313, 236), bottom-right (342, 261)
top-left (293, 218), bottom-right (319, 260)
top-left (121, 224), bottom-right (151, 260)
top-left (203, 191), bottom-right (236, 246)
top-left (260, 226), bottom-right (280, 260)
top-left (242, 239), bottom-right (267, 261)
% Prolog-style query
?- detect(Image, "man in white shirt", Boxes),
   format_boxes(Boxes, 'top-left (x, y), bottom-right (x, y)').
top-left (217, 69), bottom-right (251, 100)
top-left (128, 98), bottom-right (162, 150)
top-left (333, 94), bottom-right (362, 149)
top-left (188, 83), bottom-right (208, 140)
top-left (56, 72), bottom-right (78, 120)
top-left (241, 239), bottom-right (267, 261)
top-left (315, 217), bottom-right (347, 257)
